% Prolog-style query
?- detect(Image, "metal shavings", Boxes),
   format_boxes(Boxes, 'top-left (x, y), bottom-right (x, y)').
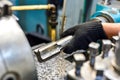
top-left (34, 52), bottom-right (74, 80)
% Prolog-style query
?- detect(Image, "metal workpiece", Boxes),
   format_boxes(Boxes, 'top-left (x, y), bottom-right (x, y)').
top-left (0, 16), bottom-right (37, 80)
top-left (102, 40), bottom-right (112, 58)
top-left (34, 42), bottom-right (59, 62)
top-left (34, 36), bottom-right (73, 62)
top-left (89, 42), bottom-right (100, 67)
top-left (56, 35), bottom-right (73, 47)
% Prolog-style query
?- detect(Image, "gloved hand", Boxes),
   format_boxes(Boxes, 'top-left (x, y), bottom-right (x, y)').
top-left (61, 21), bottom-right (108, 54)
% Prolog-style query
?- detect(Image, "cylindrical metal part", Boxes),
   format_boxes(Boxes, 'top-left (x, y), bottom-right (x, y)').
top-left (73, 53), bottom-right (85, 76)
top-left (89, 42), bottom-right (100, 67)
top-left (57, 35), bottom-right (73, 48)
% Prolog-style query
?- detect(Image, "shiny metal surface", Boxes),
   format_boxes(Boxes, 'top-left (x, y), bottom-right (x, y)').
top-left (0, 16), bottom-right (37, 80)
top-left (89, 42), bottom-right (100, 67)
top-left (102, 40), bottom-right (112, 58)
top-left (34, 36), bottom-right (73, 62)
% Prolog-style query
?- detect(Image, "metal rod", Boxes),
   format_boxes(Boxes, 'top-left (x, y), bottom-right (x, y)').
top-left (11, 4), bottom-right (55, 11)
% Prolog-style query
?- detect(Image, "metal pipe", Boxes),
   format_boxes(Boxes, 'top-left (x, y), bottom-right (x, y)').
top-left (48, 4), bottom-right (58, 41)
top-left (11, 4), bottom-right (55, 11)
top-left (51, 28), bottom-right (56, 41)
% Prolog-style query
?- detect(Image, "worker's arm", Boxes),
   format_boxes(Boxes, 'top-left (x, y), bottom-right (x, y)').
top-left (102, 23), bottom-right (120, 38)
top-left (61, 21), bottom-right (120, 54)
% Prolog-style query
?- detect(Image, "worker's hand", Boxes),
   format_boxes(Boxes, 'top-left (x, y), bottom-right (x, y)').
top-left (61, 21), bottom-right (108, 54)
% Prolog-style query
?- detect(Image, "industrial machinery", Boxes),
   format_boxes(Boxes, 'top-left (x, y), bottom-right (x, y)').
top-left (0, 0), bottom-right (73, 80)
top-left (0, 0), bottom-right (38, 80)
top-left (35, 0), bottom-right (120, 80)
top-left (66, 36), bottom-right (120, 80)
top-left (91, 0), bottom-right (120, 23)
top-left (2, 0), bottom-right (120, 80)
top-left (65, 1), bottom-right (120, 80)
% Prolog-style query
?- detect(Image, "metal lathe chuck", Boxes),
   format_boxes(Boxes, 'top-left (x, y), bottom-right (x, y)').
top-left (0, 16), bottom-right (38, 80)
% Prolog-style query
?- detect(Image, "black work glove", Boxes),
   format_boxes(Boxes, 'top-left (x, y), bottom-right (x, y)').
top-left (61, 21), bottom-right (108, 54)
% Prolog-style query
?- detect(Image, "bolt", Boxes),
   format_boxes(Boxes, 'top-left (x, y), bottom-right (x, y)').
top-left (102, 40), bottom-right (112, 58)
top-left (89, 42), bottom-right (100, 68)
top-left (73, 52), bottom-right (85, 76)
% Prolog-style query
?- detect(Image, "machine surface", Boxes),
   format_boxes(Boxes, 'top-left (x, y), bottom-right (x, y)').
top-left (0, 16), bottom-right (37, 80)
